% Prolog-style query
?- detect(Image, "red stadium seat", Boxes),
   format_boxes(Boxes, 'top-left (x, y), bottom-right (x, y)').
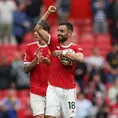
top-left (80, 35), bottom-right (95, 48)
top-left (95, 34), bottom-right (112, 53)
top-left (83, 18), bottom-right (93, 27)
top-left (96, 44), bottom-right (112, 52)
top-left (18, 90), bottom-right (29, 98)
top-left (99, 49), bottom-right (109, 57)
top-left (95, 34), bottom-right (111, 44)
top-left (18, 43), bottom-right (27, 55)
top-left (0, 45), bottom-right (4, 51)
top-left (0, 90), bottom-right (4, 99)
top-left (83, 49), bottom-right (93, 57)
top-left (81, 26), bottom-right (93, 34)
top-left (0, 45), bottom-right (18, 64)
top-left (70, 0), bottom-right (92, 19)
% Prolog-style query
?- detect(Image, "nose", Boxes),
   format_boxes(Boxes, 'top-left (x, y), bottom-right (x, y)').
top-left (57, 31), bottom-right (62, 36)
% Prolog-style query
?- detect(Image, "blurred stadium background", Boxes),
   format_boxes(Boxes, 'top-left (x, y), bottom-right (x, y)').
top-left (0, 0), bottom-right (118, 118)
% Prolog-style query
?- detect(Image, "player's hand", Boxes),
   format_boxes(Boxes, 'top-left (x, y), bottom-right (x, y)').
top-left (39, 56), bottom-right (50, 65)
top-left (48, 6), bottom-right (57, 13)
top-left (52, 50), bottom-right (62, 57)
top-left (35, 48), bottom-right (42, 60)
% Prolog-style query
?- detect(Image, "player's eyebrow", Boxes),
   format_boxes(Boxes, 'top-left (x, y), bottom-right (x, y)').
top-left (58, 29), bottom-right (64, 32)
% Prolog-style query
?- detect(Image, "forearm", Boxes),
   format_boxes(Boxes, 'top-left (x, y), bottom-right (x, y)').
top-left (35, 5), bottom-right (56, 30)
top-left (64, 53), bottom-right (84, 62)
top-left (34, 11), bottom-right (51, 44)
top-left (35, 11), bottom-right (50, 29)
top-left (24, 58), bottom-right (38, 74)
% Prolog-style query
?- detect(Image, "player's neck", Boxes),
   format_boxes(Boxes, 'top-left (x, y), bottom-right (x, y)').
top-left (60, 40), bottom-right (72, 47)
top-left (37, 41), bottom-right (47, 47)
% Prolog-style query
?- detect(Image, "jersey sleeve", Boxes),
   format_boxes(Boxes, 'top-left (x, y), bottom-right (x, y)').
top-left (24, 46), bottom-right (32, 64)
top-left (74, 45), bottom-right (84, 55)
top-left (47, 35), bottom-right (58, 52)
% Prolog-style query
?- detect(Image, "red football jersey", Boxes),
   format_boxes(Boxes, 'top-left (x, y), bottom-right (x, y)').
top-left (24, 41), bottom-right (51, 96)
top-left (48, 36), bottom-right (83, 89)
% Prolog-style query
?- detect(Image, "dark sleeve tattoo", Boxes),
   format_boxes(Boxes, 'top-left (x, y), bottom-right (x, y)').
top-left (37, 19), bottom-right (46, 27)
top-left (24, 58), bottom-right (38, 74)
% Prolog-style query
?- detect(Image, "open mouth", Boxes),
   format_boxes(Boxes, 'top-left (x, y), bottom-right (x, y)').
top-left (58, 35), bottom-right (62, 38)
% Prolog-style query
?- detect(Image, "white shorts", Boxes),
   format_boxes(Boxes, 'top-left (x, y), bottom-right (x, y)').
top-left (46, 85), bottom-right (76, 118)
top-left (30, 93), bottom-right (46, 116)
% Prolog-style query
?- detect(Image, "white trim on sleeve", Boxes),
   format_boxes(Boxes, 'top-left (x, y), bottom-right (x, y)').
top-left (24, 62), bottom-right (31, 65)
top-left (47, 34), bottom-right (51, 45)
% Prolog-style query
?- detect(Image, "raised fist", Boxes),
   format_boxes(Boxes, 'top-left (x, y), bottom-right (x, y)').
top-left (48, 5), bottom-right (57, 13)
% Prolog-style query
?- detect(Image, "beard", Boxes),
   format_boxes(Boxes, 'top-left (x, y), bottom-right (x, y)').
top-left (58, 35), bottom-right (67, 43)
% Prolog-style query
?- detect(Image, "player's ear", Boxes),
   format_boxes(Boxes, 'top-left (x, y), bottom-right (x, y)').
top-left (68, 30), bottom-right (72, 37)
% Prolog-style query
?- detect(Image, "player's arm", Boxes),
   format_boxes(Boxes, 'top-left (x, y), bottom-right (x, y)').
top-left (63, 52), bottom-right (84, 62)
top-left (24, 47), bottom-right (42, 74)
top-left (52, 49), bottom-right (84, 62)
top-left (34, 6), bottom-right (56, 44)
top-left (43, 57), bottom-right (50, 65)
top-left (24, 58), bottom-right (38, 74)
top-left (39, 56), bottom-right (50, 65)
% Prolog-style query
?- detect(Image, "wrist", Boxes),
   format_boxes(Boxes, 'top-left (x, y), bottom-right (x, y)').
top-left (62, 50), bottom-right (68, 56)
top-left (46, 10), bottom-right (51, 15)
top-left (34, 57), bottom-right (38, 62)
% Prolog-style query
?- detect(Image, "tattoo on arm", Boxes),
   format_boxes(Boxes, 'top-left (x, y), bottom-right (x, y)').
top-left (37, 19), bottom-right (46, 27)
top-left (24, 58), bottom-right (38, 74)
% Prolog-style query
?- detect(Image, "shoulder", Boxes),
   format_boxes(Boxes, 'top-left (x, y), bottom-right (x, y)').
top-left (71, 43), bottom-right (83, 52)
top-left (27, 41), bottom-right (37, 46)
top-left (27, 41), bottom-right (37, 48)
top-left (25, 42), bottom-right (37, 52)
top-left (48, 35), bottom-right (59, 45)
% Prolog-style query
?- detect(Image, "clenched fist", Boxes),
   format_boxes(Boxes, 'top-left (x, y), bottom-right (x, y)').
top-left (48, 5), bottom-right (57, 13)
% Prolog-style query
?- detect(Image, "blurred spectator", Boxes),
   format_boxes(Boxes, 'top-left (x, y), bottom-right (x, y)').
top-left (11, 51), bottom-right (30, 89)
top-left (24, 0), bottom-right (44, 29)
top-left (16, 0), bottom-right (24, 4)
top-left (96, 103), bottom-right (110, 118)
top-left (2, 88), bottom-right (20, 118)
top-left (56, 0), bottom-right (71, 22)
top-left (85, 48), bottom-right (106, 83)
top-left (84, 83), bottom-right (95, 101)
top-left (108, 78), bottom-right (118, 104)
top-left (110, 94), bottom-right (118, 117)
top-left (90, 73), bottom-right (106, 94)
top-left (85, 48), bottom-right (104, 70)
top-left (0, 53), bottom-right (13, 89)
top-left (76, 92), bottom-right (93, 118)
top-left (0, 102), bottom-right (9, 118)
top-left (105, 43), bottom-right (118, 83)
top-left (13, 4), bottom-right (31, 44)
top-left (91, 0), bottom-right (108, 34)
top-left (94, 91), bottom-right (106, 108)
top-left (0, 0), bottom-right (17, 44)
top-left (74, 62), bottom-right (87, 90)
top-left (110, 0), bottom-right (118, 43)
top-left (85, 74), bottom-right (106, 114)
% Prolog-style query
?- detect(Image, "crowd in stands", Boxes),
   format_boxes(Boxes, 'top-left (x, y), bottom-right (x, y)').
top-left (0, 0), bottom-right (118, 118)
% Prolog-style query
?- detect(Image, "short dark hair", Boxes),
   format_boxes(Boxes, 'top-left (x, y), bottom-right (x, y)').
top-left (59, 22), bottom-right (73, 32)
top-left (43, 22), bottom-right (50, 33)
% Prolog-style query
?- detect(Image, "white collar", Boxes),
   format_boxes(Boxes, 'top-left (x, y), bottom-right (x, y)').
top-left (60, 43), bottom-right (73, 48)
top-left (37, 41), bottom-right (47, 48)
